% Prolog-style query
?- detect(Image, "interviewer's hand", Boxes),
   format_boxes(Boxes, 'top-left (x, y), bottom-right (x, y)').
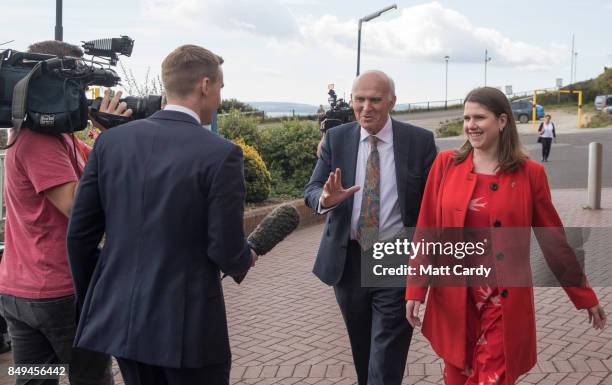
top-left (406, 300), bottom-right (422, 328)
top-left (90, 89), bottom-right (133, 130)
top-left (586, 304), bottom-right (606, 330)
top-left (320, 168), bottom-right (360, 209)
top-left (250, 249), bottom-right (259, 267)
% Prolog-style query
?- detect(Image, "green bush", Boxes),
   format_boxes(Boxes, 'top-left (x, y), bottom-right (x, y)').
top-left (219, 110), bottom-right (262, 150)
top-left (259, 119), bottom-right (320, 197)
top-left (233, 139), bottom-right (271, 203)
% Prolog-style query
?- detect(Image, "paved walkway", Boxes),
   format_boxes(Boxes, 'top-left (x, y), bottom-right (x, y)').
top-left (0, 188), bottom-right (611, 385)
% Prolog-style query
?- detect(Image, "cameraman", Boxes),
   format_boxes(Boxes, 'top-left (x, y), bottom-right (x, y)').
top-left (0, 40), bottom-right (131, 385)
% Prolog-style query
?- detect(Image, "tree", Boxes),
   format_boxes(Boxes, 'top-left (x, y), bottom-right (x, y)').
top-left (219, 98), bottom-right (257, 113)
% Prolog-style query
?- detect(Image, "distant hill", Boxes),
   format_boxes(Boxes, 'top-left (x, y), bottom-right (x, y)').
top-left (248, 102), bottom-right (318, 115)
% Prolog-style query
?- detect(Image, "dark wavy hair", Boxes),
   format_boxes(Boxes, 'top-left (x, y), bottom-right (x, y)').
top-left (452, 87), bottom-right (527, 173)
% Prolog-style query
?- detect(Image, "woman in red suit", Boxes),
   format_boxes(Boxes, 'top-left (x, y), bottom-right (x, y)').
top-left (405, 87), bottom-right (606, 385)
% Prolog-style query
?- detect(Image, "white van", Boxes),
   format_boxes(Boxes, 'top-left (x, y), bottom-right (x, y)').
top-left (594, 95), bottom-right (612, 110)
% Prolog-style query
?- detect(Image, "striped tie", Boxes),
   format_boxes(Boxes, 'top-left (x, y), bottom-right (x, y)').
top-left (356, 135), bottom-right (380, 250)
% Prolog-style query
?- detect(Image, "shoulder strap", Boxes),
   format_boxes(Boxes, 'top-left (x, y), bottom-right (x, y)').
top-left (1, 61), bottom-right (43, 150)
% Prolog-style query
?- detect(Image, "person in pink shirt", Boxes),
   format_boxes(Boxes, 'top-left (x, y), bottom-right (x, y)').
top-left (0, 40), bottom-right (131, 385)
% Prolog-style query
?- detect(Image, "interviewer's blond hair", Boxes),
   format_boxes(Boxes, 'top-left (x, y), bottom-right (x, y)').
top-left (161, 45), bottom-right (223, 98)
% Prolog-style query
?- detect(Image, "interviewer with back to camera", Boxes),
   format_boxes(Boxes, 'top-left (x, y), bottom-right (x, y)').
top-left (67, 44), bottom-right (257, 385)
top-left (0, 40), bottom-right (131, 385)
top-left (405, 87), bottom-right (606, 385)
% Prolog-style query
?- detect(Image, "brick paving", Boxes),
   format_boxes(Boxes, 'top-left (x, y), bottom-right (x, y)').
top-left (0, 188), bottom-right (611, 384)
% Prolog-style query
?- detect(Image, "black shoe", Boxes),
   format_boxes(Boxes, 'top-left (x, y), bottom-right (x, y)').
top-left (0, 341), bottom-right (10, 354)
top-left (0, 334), bottom-right (11, 354)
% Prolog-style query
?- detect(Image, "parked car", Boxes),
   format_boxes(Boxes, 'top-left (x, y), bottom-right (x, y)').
top-left (511, 99), bottom-right (545, 123)
top-left (603, 105), bottom-right (612, 115)
top-left (594, 95), bottom-right (612, 111)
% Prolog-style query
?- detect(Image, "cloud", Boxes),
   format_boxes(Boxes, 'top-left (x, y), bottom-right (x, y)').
top-left (138, 1), bottom-right (566, 71)
top-left (296, 2), bottom-right (566, 70)
top-left (141, 0), bottom-right (299, 39)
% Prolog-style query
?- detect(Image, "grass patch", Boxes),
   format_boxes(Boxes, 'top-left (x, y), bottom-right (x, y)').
top-left (586, 111), bottom-right (612, 128)
top-left (436, 118), bottom-right (464, 138)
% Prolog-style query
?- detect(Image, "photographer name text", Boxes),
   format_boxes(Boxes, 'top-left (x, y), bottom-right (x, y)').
top-left (373, 264), bottom-right (492, 278)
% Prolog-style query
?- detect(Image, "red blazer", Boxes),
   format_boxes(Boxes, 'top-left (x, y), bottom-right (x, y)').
top-left (406, 150), bottom-right (598, 384)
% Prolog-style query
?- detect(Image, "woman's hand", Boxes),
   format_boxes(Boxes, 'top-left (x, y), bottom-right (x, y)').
top-left (586, 305), bottom-right (607, 330)
top-left (406, 300), bottom-right (422, 328)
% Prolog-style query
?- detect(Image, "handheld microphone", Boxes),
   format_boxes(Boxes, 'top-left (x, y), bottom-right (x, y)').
top-left (247, 204), bottom-right (300, 256)
top-left (226, 204), bottom-right (300, 283)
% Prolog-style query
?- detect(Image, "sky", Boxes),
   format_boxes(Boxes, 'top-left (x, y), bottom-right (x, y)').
top-left (3, 0), bottom-right (612, 106)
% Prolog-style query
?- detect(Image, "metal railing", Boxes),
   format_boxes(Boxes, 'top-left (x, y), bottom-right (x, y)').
top-left (394, 98), bottom-right (464, 113)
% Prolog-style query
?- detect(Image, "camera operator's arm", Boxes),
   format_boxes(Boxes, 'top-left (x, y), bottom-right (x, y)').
top-left (90, 89), bottom-right (133, 130)
top-left (67, 141), bottom-right (106, 313)
top-left (15, 131), bottom-right (79, 218)
top-left (45, 182), bottom-right (78, 218)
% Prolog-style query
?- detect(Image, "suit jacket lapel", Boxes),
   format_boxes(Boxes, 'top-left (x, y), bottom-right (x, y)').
top-left (392, 119), bottom-right (409, 221)
top-left (343, 122), bottom-right (361, 215)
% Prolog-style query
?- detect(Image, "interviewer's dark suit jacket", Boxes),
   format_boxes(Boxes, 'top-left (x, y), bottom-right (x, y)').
top-left (304, 119), bottom-right (437, 285)
top-left (67, 110), bottom-right (252, 368)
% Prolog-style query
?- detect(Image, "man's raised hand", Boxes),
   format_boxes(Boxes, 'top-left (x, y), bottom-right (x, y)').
top-left (320, 168), bottom-right (360, 209)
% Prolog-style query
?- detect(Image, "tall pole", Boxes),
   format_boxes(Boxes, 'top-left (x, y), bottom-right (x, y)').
top-left (574, 52), bottom-right (578, 83)
top-left (356, 5), bottom-right (397, 77)
top-left (356, 19), bottom-right (363, 76)
top-left (570, 34), bottom-right (575, 85)
top-left (444, 55), bottom-right (450, 109)
top-left (484, 50), bottom-right (491, 86)
top-left (55, 0), bottom-right (63, 41)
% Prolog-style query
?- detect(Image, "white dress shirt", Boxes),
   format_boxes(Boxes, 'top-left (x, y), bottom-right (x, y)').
top-left (320, 116), bottom-right (404, 241)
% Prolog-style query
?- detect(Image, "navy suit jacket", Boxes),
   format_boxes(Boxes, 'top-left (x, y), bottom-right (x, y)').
top-left (67, 110), bottom-right (252, 368)
top-left (304, 118), bottom-right (436, 285)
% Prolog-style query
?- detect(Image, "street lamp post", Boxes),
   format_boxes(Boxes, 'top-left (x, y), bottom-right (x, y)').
top-left (570, 33), bottom-right (575, 84)
top-left (444, 55), bottom-right (450, 109)
top-left (55, 0), bottom-right (63, 41)
top-left (484, 49), bottom-right (492, 86)
top-left (356, 4), bottom-right (397, 76)
top-left (574, 52), bottom-right (578, 83)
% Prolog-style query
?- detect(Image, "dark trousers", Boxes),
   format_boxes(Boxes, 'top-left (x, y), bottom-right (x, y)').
top-left (541, 137), bottom-right (553, 160)
top-left (0, 294), bottom-right (113, 385)
top-left (116, 358), bottom-right (230, 385)
top-left (333, 241), bottom-right (413, 385)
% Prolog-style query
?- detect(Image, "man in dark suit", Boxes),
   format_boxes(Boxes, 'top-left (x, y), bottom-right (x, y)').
top-left (304, 70), bottom-right (437, 385)
top-left (67, 45), bottom-right (256, 385)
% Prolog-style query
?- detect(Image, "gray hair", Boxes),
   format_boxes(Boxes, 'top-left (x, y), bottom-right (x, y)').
top-left (351, 70), bottom-right (396, 97)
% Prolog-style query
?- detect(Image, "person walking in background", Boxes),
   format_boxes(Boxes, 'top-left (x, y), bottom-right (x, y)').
top-left (538, 114), bottom-right (555, 162)
top-left (405, 87), bottom-right (606, 385)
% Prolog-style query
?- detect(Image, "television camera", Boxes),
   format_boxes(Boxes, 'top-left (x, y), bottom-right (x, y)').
top-left (318, 84), bottom-right (354, 132)
top-left (0, 36), bottom-right (162, 148)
